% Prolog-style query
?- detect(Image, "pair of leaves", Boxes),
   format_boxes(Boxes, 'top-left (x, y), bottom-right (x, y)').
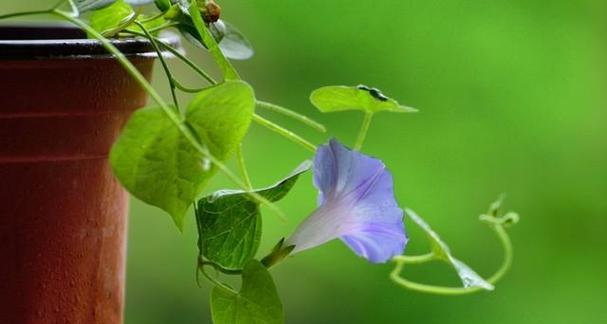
top-left (310, 85), bottom-right (417, 114)
top-left (211, 260), bottom-right (283, 324)
top-left (405, 209), bottom-right (494, 290)
top-left (197, 161), bottom-right (311, 270)
top-left (110, 80), bottom-right (255, 229)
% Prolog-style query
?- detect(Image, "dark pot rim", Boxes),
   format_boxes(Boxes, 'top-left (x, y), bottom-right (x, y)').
top-left (0, 23), bottom-right (181, 60)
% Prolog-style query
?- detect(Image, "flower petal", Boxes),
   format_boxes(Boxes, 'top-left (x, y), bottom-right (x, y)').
top-left (288, 139), bottom-right (407, 263)
top-left (314, 139), bottom-right (386, 203)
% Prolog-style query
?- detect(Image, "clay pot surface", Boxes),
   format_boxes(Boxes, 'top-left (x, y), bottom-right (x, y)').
top-left (0, 25), bottom-right (175, 324)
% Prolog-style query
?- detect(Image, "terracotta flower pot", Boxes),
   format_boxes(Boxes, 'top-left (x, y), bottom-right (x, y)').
top-left (0, 25), bottom-right (177, 324)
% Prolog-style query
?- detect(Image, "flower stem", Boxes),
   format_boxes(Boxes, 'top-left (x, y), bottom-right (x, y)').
top-left (354, 112), bottom-right (374, 151)
top-left (256, 100), bottom-right (326, 133)
top-left (187, 0), bottom-right (239, 80)
top-left (236, 145), bottom-right (253, 190)
top-left (122, 30), bottom-right (217, 85)
top-left (253, 114), bottom-right (317, 152)
top-left (198, 263), bottom-right (238, 294)
top-left (53, 10), bottom-right (284, 221)
top-left (135, 21), bottom-right (181, 113)
top-left (173, 79), bottom-right (206, 93)
top-left (390, 222), bottom-right (514, 295)
top-left (0, 9), bottom-right (52, 20)
top-left (392, 252), bottom-right (434, 264)
top-left (147, 21), bottom-right (180, 34)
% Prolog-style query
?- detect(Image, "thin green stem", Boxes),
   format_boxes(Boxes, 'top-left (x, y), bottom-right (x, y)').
top-left (54, 10), bottom-right (284, 221)
top-left (392, 252), bottom-right (434, 264)
top-left (236, 145), bottom-right (253, 190)
top-left (253, 114), bottom-right (317, 152)
top-left (198, 264), bottom-right (238, 294)
top-left (123, 30), bottom-right (217, 85)
top-left (200, 259), bottom-right (242, 276)
top-left (173, 79), bottom-right (206, 93)
top-left (390, 223), bottom-right (514, 295)
top-left (256, 100), bottom-right (326, 133)
top-left (354, 112), bottom-right (374, 151)
top-left (486, 225), bottom-right (513, 283)
top-left (0, 9), bottom-right (51, 20)
top-left (147, 21), bottom-right (180, 34)
top-left (139, 11), bottom-right (166, 23)
top-left (59, 0), bottom-right (78, 15)
top-left (188, 0), bottom-right (239, 80)
top-left (155, 38), bottom-right (216, 85)
top-left (135, 21), bottom-right (181, 113)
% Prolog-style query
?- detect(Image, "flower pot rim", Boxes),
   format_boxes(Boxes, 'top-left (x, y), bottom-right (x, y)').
top-left (0, 23), bottom-right (181, 60)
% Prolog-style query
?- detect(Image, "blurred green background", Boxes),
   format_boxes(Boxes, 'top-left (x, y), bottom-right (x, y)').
top-left (2, 0), bottom-right (606, 323)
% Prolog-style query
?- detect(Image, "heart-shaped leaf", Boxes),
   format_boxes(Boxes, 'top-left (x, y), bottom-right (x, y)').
top-left (310, 85), bottom-right (417, 114)
top-left (110, 81), bottom-right (255, 229)
top-left (110, 106), bottom-right (208, 230)
top-left (211, 260), bottom-right (284, 324)
top-left (197, 161), bottom-right (311, 270)
top-left (405, 208), bottom-right (494, 290)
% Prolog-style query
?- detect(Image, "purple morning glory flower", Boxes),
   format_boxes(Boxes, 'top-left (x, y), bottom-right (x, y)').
top-left (287, 139), bottom-right (407, 263)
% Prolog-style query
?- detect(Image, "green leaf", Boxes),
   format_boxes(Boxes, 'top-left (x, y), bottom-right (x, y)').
top-left (76, 0), bottom-right (153, 13)
top-left (405, 208), bottom-right (494, 290)
top-left (154, 0), bottom-right (172, 11)
top-left (176, 18), bottom-right (254, 60)
top-left (197, 161), bottom-right (310, 270)
top-left (110, 81), bottom-right (255, 229)
top-left (88, 0), bottom-right (136, 37)
top-left (310, 85), bottom-right (417, 114)
top-left (75, 0), bottom-right (116, 12)
top-left (186, 80), bottom-right (254, 160)
top-left (211, 260), bottom-right (284, 324)
top-left (211, 20), bottom-right (254, 60)
top-left (110, 106), bottom-right (208, 229)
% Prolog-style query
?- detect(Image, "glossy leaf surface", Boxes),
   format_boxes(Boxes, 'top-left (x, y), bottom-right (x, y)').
top-left (197, 161), bottom-right (310, 269)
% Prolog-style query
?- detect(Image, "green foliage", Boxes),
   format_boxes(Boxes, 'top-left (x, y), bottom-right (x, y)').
top-left (125, 14), bottom-right (166, 34)
top-left (110, 81), bottom-right (255, 229)
top-left (0, 0), bottom-right (528, 322)
top-left (76, 0), bottom-right (150, 13)
top-left (154, 0), bottom-right (171, 12)
top-left (209, 20), bottom-right (254, 60)
top-left (196, 161), bottom-right (310, 270)
top-left (186, 2), bottom-right (241, 78)
top-left (109, 106), bottom-right (207, 230)
top-left (405, 209), bottom-right (494, 290)
top-left (75, 0), bottom-right (116, 12)
top-left (88, 0), bottom-right (136, 37)
top-left (167, 0), bottom-right (253, 61)
top-left (310, 85), bottom-right (417, 114)
top-left (211, 260), bottom-right (284, 324)
top-left (186, 80), bottom-right (254, 160)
